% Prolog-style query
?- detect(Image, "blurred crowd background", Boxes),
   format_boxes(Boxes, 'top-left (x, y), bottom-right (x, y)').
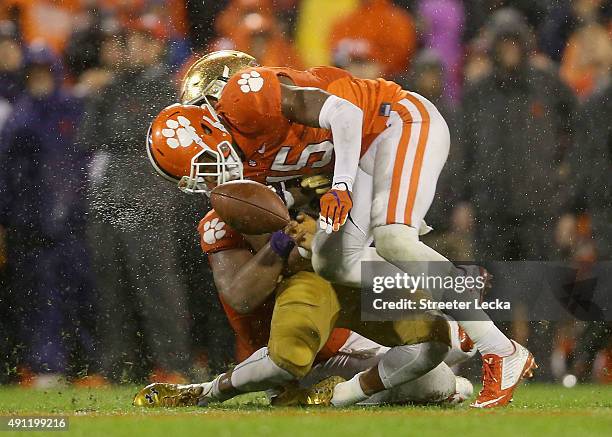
top-left (0, 0), bottom-right (610, 388)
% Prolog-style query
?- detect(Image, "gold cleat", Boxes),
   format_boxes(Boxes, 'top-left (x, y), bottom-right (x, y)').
top-left (133, 383), bottom-right (205, 407)
top-left (270, 382), bottom-right (309, 407)
top-left (304, 376), bottom-right (346, 406)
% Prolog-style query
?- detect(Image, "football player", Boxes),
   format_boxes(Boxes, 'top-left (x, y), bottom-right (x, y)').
top-left (146, 51), bottom-right (534, 408)
top-left (134, 205), bottom-right (474, 407)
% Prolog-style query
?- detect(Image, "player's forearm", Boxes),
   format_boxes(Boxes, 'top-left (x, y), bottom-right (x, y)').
top-left (319, 95), bottom-right (363, 191)
top-left (222, 244), bottom-right (285, 313)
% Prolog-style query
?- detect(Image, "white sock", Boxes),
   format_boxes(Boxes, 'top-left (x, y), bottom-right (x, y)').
top-left (460, 321), bottom-right (514, 356)
top-left (209, 374), bottom-right (231, 401)
top-left (204, 347), bottom-right (295, 403)
top-left (331, 371), bottom-right (368, 407)
top-left (230, 347), bottom-right (294, 392)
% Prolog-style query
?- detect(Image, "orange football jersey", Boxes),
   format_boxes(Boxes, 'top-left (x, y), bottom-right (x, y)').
top-left (198, 209), bottom-right (248, 254)
top-left (198, 209), bottom-right (350, 360)
top-left (199, 210), bottom-right (272, 358)
top-left (216, 66), bottom-right (409, 184)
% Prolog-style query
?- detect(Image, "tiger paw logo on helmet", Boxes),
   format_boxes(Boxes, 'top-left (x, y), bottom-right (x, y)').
top-left (203, 218), bottom-right (226, 244)
top-left (238, 71), bottom-right (264, 93)
top-left (161, 115), bottom-right (205, 149)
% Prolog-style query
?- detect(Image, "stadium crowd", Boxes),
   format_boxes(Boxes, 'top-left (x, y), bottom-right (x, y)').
top-left (0, 0), bottom-right (610, 388)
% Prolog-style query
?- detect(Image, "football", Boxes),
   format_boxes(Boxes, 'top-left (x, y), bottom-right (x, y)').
top-left (210, 180), bottom-right (290, 235)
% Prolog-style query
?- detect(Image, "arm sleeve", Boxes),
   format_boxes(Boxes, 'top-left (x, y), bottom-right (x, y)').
top-left (318, 94), bottom-right (363, 191)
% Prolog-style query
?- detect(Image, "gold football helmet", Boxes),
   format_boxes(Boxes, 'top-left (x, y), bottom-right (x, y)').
top-left (180, 50), bottom-right (258, 105)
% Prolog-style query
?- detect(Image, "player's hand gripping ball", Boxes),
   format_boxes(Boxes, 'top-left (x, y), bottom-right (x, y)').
top-left (319, 183), bottom-right (352, 233)
top-left (285, 213), bottom-right (317, 251)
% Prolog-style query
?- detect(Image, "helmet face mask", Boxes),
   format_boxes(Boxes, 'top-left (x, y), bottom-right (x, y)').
top-left (179, 139), bottom-right (244, 195)
top-left (191, 72), bottom-right (228, 105)
top-left (147, 103), bottom-right (244, 196)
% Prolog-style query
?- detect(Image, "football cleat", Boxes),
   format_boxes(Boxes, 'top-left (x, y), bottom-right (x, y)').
top-left (269, 383), bottom-right (309, 407)
top-left (133, 382), bottom-right (213, 407)
top-left (471, 340), bottom-right (537, 408)
top-left (304, 376), bottom-right (346, 406)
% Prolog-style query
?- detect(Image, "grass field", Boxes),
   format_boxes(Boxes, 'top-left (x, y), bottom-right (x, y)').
top-left (0, 383), bottom-right (611, 436)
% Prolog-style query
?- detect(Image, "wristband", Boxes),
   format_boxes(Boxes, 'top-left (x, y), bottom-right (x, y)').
top-left (269, 231), bottom-right (295, 259)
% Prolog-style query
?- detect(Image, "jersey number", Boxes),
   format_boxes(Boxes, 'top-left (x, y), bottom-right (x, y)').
top-left (270, 141), bottom-right (333, 172)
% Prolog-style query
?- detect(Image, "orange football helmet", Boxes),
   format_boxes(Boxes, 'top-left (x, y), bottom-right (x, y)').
top-left (146, 103), bottom-right (243, 194)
